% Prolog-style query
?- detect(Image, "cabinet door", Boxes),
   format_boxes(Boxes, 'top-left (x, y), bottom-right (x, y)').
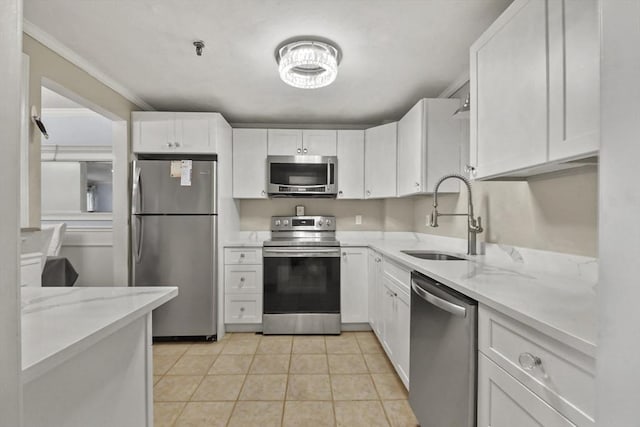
top-left (267, 129), bottom-right (303, 155)
top-left (393, 285), bottom-right (410, 388)
top-left (336, 130), bottom-right (365, 199)
top-left (381, 276), bottom-right (396, 357)
top-left (478, 354), bottom-right (576, 427)
top-left (397, 100), bottom-right (424, 196)
top-left (548, 0), bottom-right (599, 161)
top-left (364, 122), bottom-right (397, 198)
top-left (471, 0), bottom-right (548, 178)
top-left (368, 251), bottom-right (383, 336)
top-left (233, 129), bottom-right (268, 198)
top-left (132, 112), bottom-right (174, 153)
top-left (340, 247), bottom-right (368, 323)
top-left (302, 129), bottom-right (337, 156)
top-left (175, 113), bottom-right (212, 153)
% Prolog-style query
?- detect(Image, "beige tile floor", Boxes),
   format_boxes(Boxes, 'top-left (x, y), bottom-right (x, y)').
top-left (153, 331), bottom-right (419, 427)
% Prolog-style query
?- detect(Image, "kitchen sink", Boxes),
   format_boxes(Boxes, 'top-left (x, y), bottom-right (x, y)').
top-left (401, 250), bottom-right (467, 261)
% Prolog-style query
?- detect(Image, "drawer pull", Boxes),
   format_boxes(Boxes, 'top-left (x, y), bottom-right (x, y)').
top-left (239, 253), bottom-right (245, 258)
top-left (240, 277), bottom-right (245, 282)
top-left (518, 352), bottom-right (542, 371)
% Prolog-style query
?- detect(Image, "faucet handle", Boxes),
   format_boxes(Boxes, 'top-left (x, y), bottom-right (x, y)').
top-left (473, 216), bottom-right (483, 233)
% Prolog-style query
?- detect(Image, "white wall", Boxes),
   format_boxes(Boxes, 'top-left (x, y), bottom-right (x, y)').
top-left (59, 229), bottom-right (114, 286)
top-left (0, 0), bottom-right (23, 425)
top-left (597, 1), bottom-right (640, 425)
top-left (41, 162), bottom-right (86, 212)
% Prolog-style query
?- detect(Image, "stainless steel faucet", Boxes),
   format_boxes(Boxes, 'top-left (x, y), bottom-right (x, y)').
top-left (430, 173), bottom-right (483, 255)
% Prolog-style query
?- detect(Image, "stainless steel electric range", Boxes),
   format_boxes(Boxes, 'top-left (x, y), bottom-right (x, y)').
top-left (262, 216), bottom-right (340, 335)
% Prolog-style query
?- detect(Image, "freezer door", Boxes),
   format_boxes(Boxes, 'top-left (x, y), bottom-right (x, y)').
top-left (133, 215), bottom-right (216, 337)
top-left (132, 160), bottom-right (216, 214)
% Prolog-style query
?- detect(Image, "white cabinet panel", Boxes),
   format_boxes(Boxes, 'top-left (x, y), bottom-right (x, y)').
top-left (336, 130), bottom-right (365, 199)
top-left (548, 0), bottom-right (599, 161)
top-left (364, 122), bottom-right (397, 199)
top-left (175, 113), bottom-right (211, 152)
top-left (394, 285), bottom-right (410, 387)
top-left (471, 0), bottom-right (548, 179)
top-left (132, 112), bottom-right (221, 154)
top-left (340, 247), bottom-right (368, 323)
top-left (133, 112), bottom-right (174, 152)
top-left (224, 265), bottom-right (263, 294)
top-left (368, 250), bottom-right (383, 337)
top-left (302, 129), bottom-right (337, 156)
top-left (267, 129), bottom-right (303, 155)
top-left (224, 294), bottom-right (262, 324)
top-left (233, 128), bottom-right (268, 198)
top-left (224, 248), bottom-right (261, 264)
top-left (478, 354), bottom-right (576, 427)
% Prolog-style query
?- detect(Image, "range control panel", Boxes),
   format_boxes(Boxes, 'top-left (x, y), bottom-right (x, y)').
top-left (271, 216), bottom-right (336, 232)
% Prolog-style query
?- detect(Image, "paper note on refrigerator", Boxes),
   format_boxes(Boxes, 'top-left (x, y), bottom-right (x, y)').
top-left (170, 160), bottom-right (182, 178)
top-left (180, 160), bottom-right (192, 186)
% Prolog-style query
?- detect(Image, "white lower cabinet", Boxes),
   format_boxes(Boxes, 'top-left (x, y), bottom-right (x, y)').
top-left (340, 247), bottom-right (368, 323)
top-left (478, 353), bottom-right (576, 427)
top-left (368, 253), bottom-right (411, 389)
top-left (478, 305), bottom-right (595, 426)
top-left (224, 248), bottom-right (263, 325)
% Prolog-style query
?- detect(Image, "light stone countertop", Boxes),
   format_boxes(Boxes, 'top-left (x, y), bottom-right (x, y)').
top-left (21, 286), bottom-right (178, 382)
top-left (225, 233), bottom-right (597, 357)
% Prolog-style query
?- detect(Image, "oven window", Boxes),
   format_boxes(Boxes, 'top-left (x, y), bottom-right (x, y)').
top-left (264, 256), bottom-right (340, 313)
top-left (270, 163), bottom-right (328, 186)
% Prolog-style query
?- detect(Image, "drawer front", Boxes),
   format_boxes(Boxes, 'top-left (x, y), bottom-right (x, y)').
top-left (479, 305), bottom-right (595, 425)
top-left (382, 258), bottom-right (411, 292)
top-left (478, 353), bottom-right (577, 427)
top-left (224, 248), bottom-right (262, 265)
top-left (225, 265), bottom-right (262, 294)
top-left (225, 294), bottom-right (262, 324)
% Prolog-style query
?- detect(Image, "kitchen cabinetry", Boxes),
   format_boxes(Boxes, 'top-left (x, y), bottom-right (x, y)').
top-left (267, 129), bottom-right (336, 156)
top-left (364, 122), bottom-right (397, 199)
top-left (132, 112), bottom-right (223, 154)
top-left (478, 305), bottom-right (595, 426)
top-left (232, 128), bottom-right (268, 198)
top-left (368, 250), bottom-right (383, 337)
top-left (397, 98), bottom-right (461, 196)
top-left (469, 0), bottom-right (598, 179)
top-left (336, 130), bottom-right (365, 199)
top-left (340, 247), bottom-right (368, 323)
top-left (224, 248), bottom-right (263, 325)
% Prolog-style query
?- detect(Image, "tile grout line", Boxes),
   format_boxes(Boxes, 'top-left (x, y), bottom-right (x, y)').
top-left (226, 333), bottom-right (260, 427)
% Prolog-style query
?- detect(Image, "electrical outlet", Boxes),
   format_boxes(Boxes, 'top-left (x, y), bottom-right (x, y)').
top-left (355, 215), bottom-right (362, 225)
top-left (426, 214), bottom-right (430, 226)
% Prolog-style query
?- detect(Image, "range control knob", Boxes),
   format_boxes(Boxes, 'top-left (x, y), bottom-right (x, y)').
top-left (318, 220), bottom-right (324, 226)
top-left (283, 220), bottom-right (289, 226)
top-left (275, 220), bottom-right (281, 226)
top-left (326, 219), bottom-right (332, 226)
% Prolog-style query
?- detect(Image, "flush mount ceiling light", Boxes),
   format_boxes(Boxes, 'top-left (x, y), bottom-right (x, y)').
top-left (276, 39), bottom-right (341, 89)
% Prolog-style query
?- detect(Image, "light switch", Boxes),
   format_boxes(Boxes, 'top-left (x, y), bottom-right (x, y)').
top-left (355, 215), bottom-right (362, 225)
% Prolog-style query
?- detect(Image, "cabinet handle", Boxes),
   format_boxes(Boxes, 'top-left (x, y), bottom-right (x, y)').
top-left (174, 142), bottom-right (180, 147)
top-left (518, 352), bottom-right (542, 371)
top-left (297, 148), bottom-right (302, 154)
top-left (239, 253), bottom-right (245, 259)
top-left (465, 165), bottom-right (476, 175)
top-left (375, 257), bottom-right (381, 263)
top-left (240, 307), bottom-right (245, 313)
top-left (261, 190), bottom-right (266, 197)
top-left (303, 148), bottom-right (308, 154)
top-left (366, 190), bottom-right (371, 196)
top-left (338, 190), bottom-right (343, 196)
top-left (415, 182), bottom-right (420, 188)
top-left (167, 142), bottom-right (173, 148)
top-left (240, 277), bottom-right (245, 282)
top-left (342, 252), bottom-right (347, 257)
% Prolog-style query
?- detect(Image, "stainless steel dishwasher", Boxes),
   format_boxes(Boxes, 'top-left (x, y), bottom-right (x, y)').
top-left (409, 271), bottom-right (478, 427)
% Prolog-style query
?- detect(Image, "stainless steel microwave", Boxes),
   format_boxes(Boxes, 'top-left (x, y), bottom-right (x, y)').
top-left (267, 155), bottom-right (338, 197)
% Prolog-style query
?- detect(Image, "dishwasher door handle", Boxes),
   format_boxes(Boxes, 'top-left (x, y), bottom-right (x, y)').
top-left (411, 280), bottom-right (467, 318)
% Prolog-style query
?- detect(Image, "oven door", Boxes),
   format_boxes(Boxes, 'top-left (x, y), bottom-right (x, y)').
top-left (263, 247), bottom-right (340, 314)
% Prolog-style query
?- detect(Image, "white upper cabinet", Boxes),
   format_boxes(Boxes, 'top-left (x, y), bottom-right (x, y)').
top-left (364, 122), bottom-right (397, 199)
top-left (397, 99), bottom-right (461, 196)
top-left (232, 128), bottom-right (268, 199)
top-left (302, 130), bottom-right (337, 156)
top-left (336, 130), bottom-right (365, 199)
top-left (132, 112), bottom-right (221, 154)
top-left (470, 0), bottom-right (599, 180)
top-left (267, 129), bottom-right (337, 156)
top-left (548, 0), bottom-right (599, 161)
top-left (267, 129), bottom-right (303, 155)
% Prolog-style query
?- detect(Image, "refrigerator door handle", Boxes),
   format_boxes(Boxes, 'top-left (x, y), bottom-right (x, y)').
top-left (132, 163), bottom-right (143, 214)
top-left (133, 215), bottom-right (144, 264)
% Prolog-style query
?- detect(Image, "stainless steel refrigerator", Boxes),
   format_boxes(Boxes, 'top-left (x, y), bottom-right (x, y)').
top-left (131, 158), bottom-right (217, 339)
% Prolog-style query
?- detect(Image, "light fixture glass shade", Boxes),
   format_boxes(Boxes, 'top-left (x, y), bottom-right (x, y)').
top-left (277, 40), bottom-right (340, 89)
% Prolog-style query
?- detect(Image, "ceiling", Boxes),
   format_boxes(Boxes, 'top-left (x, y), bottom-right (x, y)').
top-left (24, 0), bottom-right (512, 125)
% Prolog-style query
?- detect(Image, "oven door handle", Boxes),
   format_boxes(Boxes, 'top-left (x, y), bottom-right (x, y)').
top-left (263, 248), bottom-right (341, 258)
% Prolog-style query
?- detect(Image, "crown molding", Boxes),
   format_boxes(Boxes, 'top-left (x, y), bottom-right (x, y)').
top-left (23, 19), bottom-right (154, 111)
top-left (438, 70), bottom-right (470, 99)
